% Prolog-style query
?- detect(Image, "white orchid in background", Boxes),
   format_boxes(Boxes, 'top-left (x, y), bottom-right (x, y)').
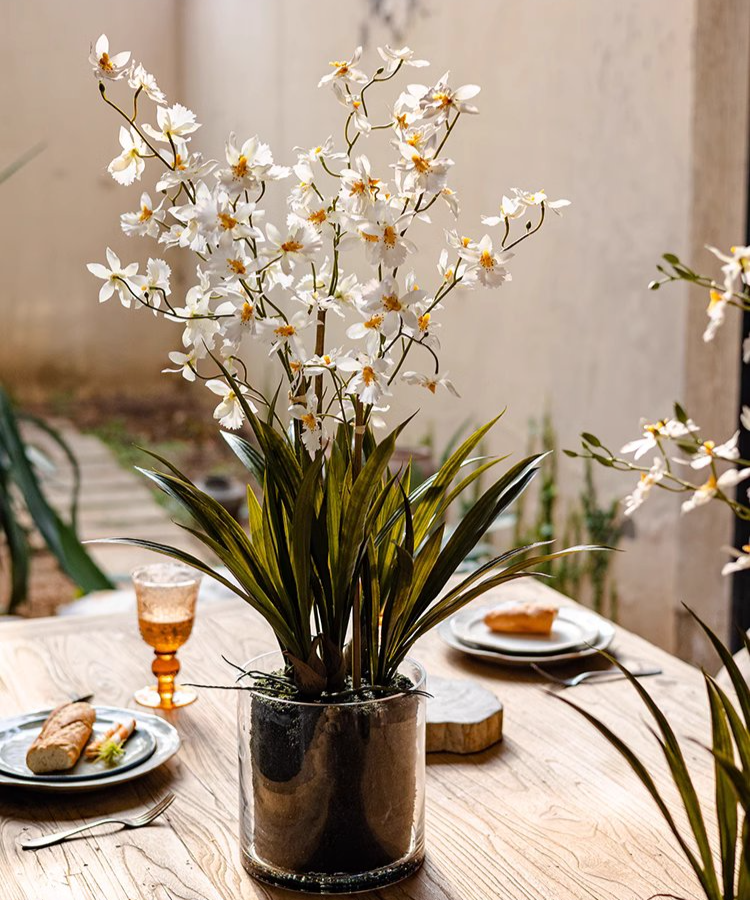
top-left (88, 35), bottom-right (567, 443)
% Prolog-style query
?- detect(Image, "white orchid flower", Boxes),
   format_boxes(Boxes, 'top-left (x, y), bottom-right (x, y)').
top-left (86, 248), bottom-right (138, 306)
top-left (206, 379), bottom-right (255, 430)
top-left (127, 64), bottom-right (166, 104)
top-left (623, 458), bottom-right (666, 517)
top-left (121, 192), bottom-right (165, 239)
top-left (108, 126), bottom-right (147, 186)
top-left (89, 34), bottom-right (130, 81)
top-left (402, 371), bottom-right (459, 397)
top-left (318, 47), bottom-right (368, 89)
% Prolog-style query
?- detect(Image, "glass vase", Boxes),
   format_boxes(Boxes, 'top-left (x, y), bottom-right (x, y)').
top-left (237, 651), bottom-right (426, 893)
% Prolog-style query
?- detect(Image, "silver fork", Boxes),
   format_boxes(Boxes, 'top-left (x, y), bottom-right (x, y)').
top-left (531, 664), bottom-right (662, 688)
top-left (22, 793), bottom-right (175, 850)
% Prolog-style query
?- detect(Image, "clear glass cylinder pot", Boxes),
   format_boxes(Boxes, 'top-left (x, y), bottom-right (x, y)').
top-left (237, 651), bottom-right (426, 893)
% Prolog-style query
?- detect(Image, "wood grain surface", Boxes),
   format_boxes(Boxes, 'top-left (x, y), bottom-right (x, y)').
top-left (0, 580), bottom-right (713, 899)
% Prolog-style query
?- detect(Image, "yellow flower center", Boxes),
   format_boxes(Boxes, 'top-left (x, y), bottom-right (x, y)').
top-left (461, 236), bottom-right (471, 248)
top-left (364, 314), bottom-right (384, 330)
top-left (418, 313), bottom-right (430, 331)
top-left (743, 544), bottom-right (750, 554)
top-left (232, 155), bottom-right (249, 179)
top-left (362, 365), bottom-right (376, 386)
top-left (281, 240), bottom-right (304, 253)
top-left (433, 91), bottom-right (453, 107)
top-left (361, 231), bottom-right (380, 243)
top-left (411, 154), bottom-right (431, 174)
top-left (218, 212), bottom-right (238, 231)
top-left (174, 154), bottom-right (187, 171)
top-left (480, 249), bottom-right (495, 269)
top-left (708, 289), bottom-right (723, 309)
top-left (138, 205), bottom-right (153, 222)
top-left (308, 209), bottom-right (328, 225)
top-left (382, 293), bottom-right (401, 312)
top-left (323, 354), bottom-right (332, 365)
top-left (275, 324), bottom-right (296, 337)
top-left (383, 225), bottom-right (397, 247)
top-left (704, 474), bottom-right (718, 491)
top-left (241, 302), bottom-right (254, 323)
top-left (426, 380), bottom-right (437, 394)
top-left (395, 113), bottom-right (408, 129)
top-left (290, 359), bottom-right (303, 374)
top-left (227, 258), bottom-right (246, 275)
top-left (99, 52), bottom-right (113, 72)
top-left (702, 440), bottom-right (716, 455)
top-left (301, 412), bottom-right (318, 431)
top-left (406, 134), bottom-right (422, 147)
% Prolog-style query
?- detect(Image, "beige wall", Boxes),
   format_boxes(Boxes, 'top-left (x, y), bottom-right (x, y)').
top-left (1, 0), bottom-right (748, 660)
top-left (0, 0), bottom-right (181, 396)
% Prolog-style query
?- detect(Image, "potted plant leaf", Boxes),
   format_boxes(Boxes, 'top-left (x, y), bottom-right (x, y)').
top-left (86, 35), bottom-right (590, 891)
top-left (560, 610), bottom-right (750, 900)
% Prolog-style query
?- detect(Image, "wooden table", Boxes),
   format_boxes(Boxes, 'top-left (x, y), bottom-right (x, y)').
top-left (0, 581), bottom-right (712, 900)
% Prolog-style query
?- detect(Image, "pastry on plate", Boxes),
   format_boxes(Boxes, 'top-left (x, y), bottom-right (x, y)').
top-left (483, 601), bottom-right (559, 635)
top-left (26, 702), bottom-right (96, 774)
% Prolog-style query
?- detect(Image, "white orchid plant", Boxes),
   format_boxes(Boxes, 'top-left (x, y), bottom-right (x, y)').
top-left (571, 245), bottom-right (750, 577)
top-left (87, 34), bottom-right (585, 697)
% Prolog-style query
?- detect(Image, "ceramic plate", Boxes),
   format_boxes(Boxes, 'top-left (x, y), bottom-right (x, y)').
top-left (0, 710), bottom-right (156, 782)
top-left (451, 605), bottom-right (600, 655)
top-left (0, 706), bottom-right (180, 792)
top-left (439, 613), bottom-right (615, 667)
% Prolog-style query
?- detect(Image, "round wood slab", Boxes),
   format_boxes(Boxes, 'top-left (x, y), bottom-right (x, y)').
top-left (426, 676), bottom-right (503, 754)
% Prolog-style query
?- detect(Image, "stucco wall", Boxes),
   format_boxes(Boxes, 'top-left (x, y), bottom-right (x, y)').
top-left (1, 0), bottom-right (748, 659)
top-left (0, 0), bottom-right (181, 395)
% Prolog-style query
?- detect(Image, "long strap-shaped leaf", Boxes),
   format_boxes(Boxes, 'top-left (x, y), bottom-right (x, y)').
top-left (705, 677), bottom-right (739, 899)
top-left (557, 691), bottom-right (719, 900)
top-left (594, 651), bottom-right (721, 899)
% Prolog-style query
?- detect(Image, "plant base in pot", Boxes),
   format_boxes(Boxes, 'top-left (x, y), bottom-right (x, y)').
top-left (237, 652), bottom-right (426, 893)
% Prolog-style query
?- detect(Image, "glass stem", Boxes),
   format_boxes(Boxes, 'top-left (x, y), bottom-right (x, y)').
top-left (153, 651), bottom-right (180, 707)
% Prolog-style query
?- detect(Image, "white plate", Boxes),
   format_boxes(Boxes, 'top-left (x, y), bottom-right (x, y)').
top-left (0, 706), bottom-right (180, 792)
top-left (439, 613), bottom-right (615, 667)
top-left (451, 605), bottom-right (601, 655)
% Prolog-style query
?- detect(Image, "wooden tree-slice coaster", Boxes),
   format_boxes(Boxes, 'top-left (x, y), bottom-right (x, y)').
top-left (426, 676), bottom-right (503, 754)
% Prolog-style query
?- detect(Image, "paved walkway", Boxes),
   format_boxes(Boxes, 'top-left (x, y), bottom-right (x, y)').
top-left (32, 420), bottom-right (207, 585)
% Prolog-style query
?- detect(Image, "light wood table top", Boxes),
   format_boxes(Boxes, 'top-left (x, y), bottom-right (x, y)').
top-left (0, 580), bottom-right (710, 900)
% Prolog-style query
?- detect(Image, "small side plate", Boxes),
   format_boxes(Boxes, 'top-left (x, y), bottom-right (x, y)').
top-left (0, 706), bottom-right (180, 792)
top-left (0, 711), bottom-right (156, 782)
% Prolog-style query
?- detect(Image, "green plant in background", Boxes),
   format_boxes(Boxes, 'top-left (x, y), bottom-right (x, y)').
top-left (515, 412), bottom-right (624, 619)
top-left (561, 610), bottom-right (750, 900)
top-left (0, 388), bottom-right (113, 612)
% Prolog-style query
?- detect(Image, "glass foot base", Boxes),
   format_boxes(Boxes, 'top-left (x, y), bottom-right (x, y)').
top-left (241, 849), bottom-right (424, 894)
top-left (134, 685), bottom-right (197, 709)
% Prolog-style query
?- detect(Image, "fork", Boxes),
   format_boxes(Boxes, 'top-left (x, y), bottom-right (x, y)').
top-left (531, 664), bottom-right (662, 688)
top-left (22, 793), bottom-right (175, 850)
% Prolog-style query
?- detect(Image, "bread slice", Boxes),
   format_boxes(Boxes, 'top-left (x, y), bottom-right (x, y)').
top-left (26, 702), bottom-right (96, 774)
top-left (483, 601), bottom-right (559, 635)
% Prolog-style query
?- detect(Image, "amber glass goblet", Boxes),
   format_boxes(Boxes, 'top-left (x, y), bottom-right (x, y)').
top-left (132, 563), bottom-right (202, 709)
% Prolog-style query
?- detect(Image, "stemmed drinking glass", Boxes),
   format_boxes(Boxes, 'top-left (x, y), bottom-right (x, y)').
top-left (132, 563), bottom-right (202, 709)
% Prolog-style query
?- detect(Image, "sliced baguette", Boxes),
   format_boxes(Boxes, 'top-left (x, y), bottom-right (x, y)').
top-left (26, 702), bottom-right (95, 774)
